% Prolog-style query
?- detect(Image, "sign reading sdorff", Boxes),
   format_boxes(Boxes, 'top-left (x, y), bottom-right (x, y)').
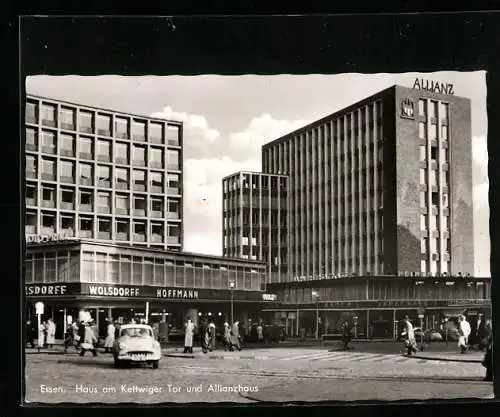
top-left (25, 284), bottom-right (68, 295)
top-left (413, 78), bottom-right (454, 95)
top-left (26, 233), bottom-right (77, 244)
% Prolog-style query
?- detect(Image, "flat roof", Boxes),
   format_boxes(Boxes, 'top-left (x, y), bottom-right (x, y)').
top-left (26, 94), bottom-right (183, 126)
top-left (222, 171), bottom-right (289, 182)
top-left (26, 239), bottom-right (267, 266)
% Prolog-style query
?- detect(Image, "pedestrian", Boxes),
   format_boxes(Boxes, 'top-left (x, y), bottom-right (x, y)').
top-left (458, 315), bottom-right (471, 354)
top-left (402, 316), bottom-right (418, 355)
top-left (63, 320), bottom-right (75, 354)
top-left (152, 322), bottom-right (160, 341)
top-left (41, 320), bottom-right (48, 348)
top-left (76, 321), bottom-right (85, 348)
top-left (184, 318), bottom-right (195, 353)
top-left (481, 321), bottom-right (493, 382)
top-left (26, 320), bottom-right (36, 348)
top-left (299, 327), bottom-right (306, 342)
top-left (104, 319), bottom-right (115, 353)
top-left (231, 321), bottom-right (242, 351)
top-left (158, 318), bottom-right (169, 347)
top-left (257, 322), bottom-right (264, 342)
top-left (79, 322), bottom-right (98, 357)
top-left (46, 318), bottom-right (56, 348)
top-left (208, 321), bottom-right (216, 351)
top-left (200, 319), bottom-right (209, 354)
top-left (223, 322), bottom-right (232, 351)
top-left (342, 320), bottom-right (354, 350)
top-left (114, 321), bottom-right (121, 340)
top-left (477, 317), bottom-right (490, 351)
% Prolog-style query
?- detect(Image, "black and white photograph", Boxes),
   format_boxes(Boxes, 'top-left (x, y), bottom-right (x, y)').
top-left (22, 70), bottom-right (492, 403)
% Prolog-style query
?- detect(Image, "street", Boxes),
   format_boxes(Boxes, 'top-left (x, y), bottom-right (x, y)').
top-left (24, 344), bottom-right (493, 403)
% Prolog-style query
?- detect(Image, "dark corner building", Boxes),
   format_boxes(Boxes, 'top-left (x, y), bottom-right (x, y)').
top-left (24, 95), bottom-right (272, 340)
top-left (222, 81), bottom-right (491, 339)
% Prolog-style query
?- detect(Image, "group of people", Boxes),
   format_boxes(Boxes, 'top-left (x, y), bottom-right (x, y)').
top-left (25, 318), bottom-right (56, 349)
top-left (62, 318), bottom-right (117, 356)
top-left (182, 318), bottom-right (245, 354)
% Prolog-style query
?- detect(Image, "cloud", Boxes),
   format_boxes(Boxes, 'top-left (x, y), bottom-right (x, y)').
top-left (228, 113), bottom-right (311, 160)
top-left (182, 156), bottom-right (261, 255)
top-left (150, 106), bottom-right (220, 147)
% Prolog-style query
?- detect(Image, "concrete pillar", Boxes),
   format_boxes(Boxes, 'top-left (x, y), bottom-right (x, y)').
top-left (187, 308), bottom-right (198, 328)
top-left (366, 310), bottom-right (370, 338)
top-left (324, 313), bottom-right (329, 334)
top-left (296, 309), bottom-right (300, 336)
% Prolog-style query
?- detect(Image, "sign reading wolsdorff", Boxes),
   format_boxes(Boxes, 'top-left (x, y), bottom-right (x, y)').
top-left (24, 283), bottom-right (273, 302)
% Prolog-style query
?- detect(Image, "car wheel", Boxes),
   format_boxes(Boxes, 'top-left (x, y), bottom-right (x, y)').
top-left (114, 356), bottom-right (123, 368)
top-left (152, 360), bottom-right (159, 369)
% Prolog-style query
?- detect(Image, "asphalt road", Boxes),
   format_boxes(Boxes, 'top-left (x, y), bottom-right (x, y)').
top-left (24, 347), bottom-right (493, 404)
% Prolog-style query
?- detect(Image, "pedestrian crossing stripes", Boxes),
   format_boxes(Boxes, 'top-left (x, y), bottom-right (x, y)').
top-left (278, 351), bottom-right (410, 364)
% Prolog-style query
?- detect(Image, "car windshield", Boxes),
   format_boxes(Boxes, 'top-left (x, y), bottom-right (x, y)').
top-left (120, 327), bottom-right (152, 338)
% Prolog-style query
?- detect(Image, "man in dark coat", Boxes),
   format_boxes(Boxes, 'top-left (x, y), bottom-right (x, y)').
top-left (158, 319), bottom-right (169, 347)
top-left (482, 328), bottom-right (493, 382)
top-left (26, 320), bottom-right (36, 348)
top-left (342, 321), bottom-right (354, 350)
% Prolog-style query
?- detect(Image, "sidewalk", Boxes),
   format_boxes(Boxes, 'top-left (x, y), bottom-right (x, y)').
top-left (407, 350), bottom-right (484, 363)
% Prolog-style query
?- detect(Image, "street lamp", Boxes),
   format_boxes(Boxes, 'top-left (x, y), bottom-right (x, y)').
top-left (312, 290), bottom-right (320, 340)
top-left (229, 280), bottom-right (235, 324)
top-left (444, 317), bottom-right (449, 345)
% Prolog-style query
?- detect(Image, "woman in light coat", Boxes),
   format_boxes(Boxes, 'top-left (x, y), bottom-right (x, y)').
top-left (231, 321), bottom-right (242, 351)
top-left (38, 321), bottom-right (46, 348)
top-left (80, 322), bottom-right (98, 357)
top-left (458, 315), bottom-right (471, 354)
top-left (208, 321), bottom-right (216, 351)
top-left (402, 316), bottom-right (418, 355)
top-left (104, 319), bottom-right (115, 353)
top-left (46, 318), bottom-right (56, 348)
top-left (223, 322), bottom-right (232, 351)
top-left (184, 319), bottom-right (195, 353)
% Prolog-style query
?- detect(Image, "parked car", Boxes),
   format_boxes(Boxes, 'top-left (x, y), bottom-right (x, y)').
top-left (113, 324), bottom-right (161, 369)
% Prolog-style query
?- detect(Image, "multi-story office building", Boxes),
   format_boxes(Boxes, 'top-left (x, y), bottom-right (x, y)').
top-left (222, 172), bottom-right (288, 284)
top-left (25, 95), bottom-right (184, 250)
top-left (260, 85), bottom-right (473, 280)
top-left (24, 95), bottom-right (276, 339)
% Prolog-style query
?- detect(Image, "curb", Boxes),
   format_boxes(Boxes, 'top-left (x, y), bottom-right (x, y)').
top-left (406, 354), bottom-right (482, 364)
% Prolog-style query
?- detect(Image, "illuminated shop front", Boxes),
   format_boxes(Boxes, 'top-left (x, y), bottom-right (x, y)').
top-left (24, 240), bottom-right (276, 339)
top-left (263, 275), bottom-right (492, 339)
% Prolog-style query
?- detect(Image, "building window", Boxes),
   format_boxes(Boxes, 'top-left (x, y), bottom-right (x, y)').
top-left (59, 134), bottom-right (75, 157)
top-left (167, 199), bottom-right (180, 219)
top-left (96, 114), bottom-right (111, 136)
top-left (441, 147), bottom-right (448, 163)
top-left (430, 215), bottom-right (437, 230)
top-left (116, 219), bottom-right (129, 240)
top-left (26, 101), bottom-right (38, 124)
top-left (60, 215), bottom-right (75, 233)
top-left (97, 165), bottom-right (111, 186)
top-left (151, 198), bottom-right (163, 215)
top-left (115, 194), bottom-right (129, 214)
top-left (421, 238), bottom-right (427, 254)
top-left (97, 191), bottom-right (111, 213)
top-left (115, 117), bottom-right (129, 139)
top-left (98, 217), bottom-right (111, 238)
top-left (115, 168), bottom-right (129, 189)
top-left (79, 216), bottom-right (93, 237)
top-left (420, 214), bottom-right (427, 230)
top-left (151, 223), bottom-right (164, 242)
top-left (420, 168), bottom-right (426, 185)
top-left (421, 260), bottom-right (427, 274)
top-left (60, 160), bottom-right (75, 183)
top-left (79, 163), bottom-right (93, 185)
top-left (41, 131), bottom-right (56, 154)
top-left (41, 103), bottom-right (56, 127)
top-left (132, 120), bottom-right (146, 141)
top-left (167, 174), bottom-right (180, 194)
top-left (418, 99), bottom-right (427, 116)
top-left (167, 224), bottom-right (181, 244)
top-left (60, 107), bottom-right (75, 130)
top-left (431, 192), bottom-right (439, 207)
top-left (79, 110), bottom-right (94, 134)
top-left (79, 190), bottom-right (93, 208)
top-left (133, 221), bottom-right (146, 241)
top-left (149, 122), bottom-right (163, 144)
top-left (167, 150), bottom-right (180, 170)
top-left (133, 145), bottom-right (146, 166)
top-left (26, 184), bottom-right (37, 206)
top-left (26, 128), bottom-right (38, 151)
top-left (439, 102), bottom-right (449, 122)
top-left (115, 142), bottom-right (128, 165)
top-left (150, 172), bottom-right (164, 193)
top-left (78, 137), bottom-right (93, 159)
top-left (429, 101), bottom-right (438, 119)
top-left (419, 145), bottom-right (426, 161)
top-left (133, 170), bottom-right (146, 191)
top-left (420, 191), bottom-right (427, 208)
top-left (443, 193), bottom-right (449, 208)
top-left (60, 188), bottom-right (74, 209)
top-left (41, 212), bottom-right (56, 233)
top-left (133, 196), bottom-right (147, 216)
top-left (430, 146), bottom-right (438, 161)
top-left (418, 122), bottom-right (426, 139)
top-left (166, 125), bottom-right (180, 146)
top-left (97, 140), bottom-right (111, 162)
top-left (429, 124), bottom-right (438, 141)
top-left (430, 170), bottom-right (437, 187)
top-left (26, 155), bottom-right (37, 178)
top-left (150, 147), bottom-right (164, 169)
top-left (441, 125), bottom-right (448, 140)
top-left (41, 158), bottom-right (55, 181)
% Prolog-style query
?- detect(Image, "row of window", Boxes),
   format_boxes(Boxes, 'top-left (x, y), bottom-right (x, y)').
top-left (420, 168), bottom-right (450, 187)
top-left (420, 214), bottom-right (450, 231)
top-left (26, 158), bottom-right (181, 191)
top-left (26, 133), bottom-right (181, 168)
top-left (26, 101), bottom-right (180, 145)
top-left (26, 186), bottom-right (180, 216)
top-left (418, 100), bottom-right (449, 121)
top-left (418, 122), bottom-right (449, 141)
top-left (419, 144), bottom-right (449, 162)
top-left (421, 260), bottom-right (450, 275)
top-left (420, 191), bottom-right (449, 209)
top-left (26, 211), bottom-right (181, 242)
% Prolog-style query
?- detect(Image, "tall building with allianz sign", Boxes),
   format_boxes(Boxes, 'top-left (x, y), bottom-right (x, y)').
top-left (225, 83), bottom-right (474, 282)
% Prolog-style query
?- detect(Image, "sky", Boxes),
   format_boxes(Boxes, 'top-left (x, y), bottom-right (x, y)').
top-left (26, 71), bottom-right (489, 276)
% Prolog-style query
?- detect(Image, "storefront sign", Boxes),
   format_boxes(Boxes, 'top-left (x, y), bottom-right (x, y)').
top-left (412, 78), bottom-right (454, 95)
top-left (156, 289), bottom-right (199, 299)
top-left (25, 284), bottom-right (67, 296)
top-left (26, 233), bottom-right (77, 244)
top-left (281, 299), bottom-right (490, 310)
top-left (88, 285), bottom-right (140, 297)
top-left (262, 293), bottom-right (277, 301)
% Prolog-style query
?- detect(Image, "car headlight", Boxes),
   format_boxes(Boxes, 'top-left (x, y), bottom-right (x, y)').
top-left (119, 342), bottom-right (126, 351)
top-left (154, 341), bottom-right (160, 348)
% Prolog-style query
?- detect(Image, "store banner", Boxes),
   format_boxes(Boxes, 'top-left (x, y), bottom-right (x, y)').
top-left (24, 283), bottom-right (272, 302)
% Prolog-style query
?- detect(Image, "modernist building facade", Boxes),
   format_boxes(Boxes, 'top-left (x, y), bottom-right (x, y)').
top-left (222, 172), bottom-right (288, 284)
top-left (24, 95), bottom-right (274, 339)
top-left (223, 83), bottom-right (487, 338)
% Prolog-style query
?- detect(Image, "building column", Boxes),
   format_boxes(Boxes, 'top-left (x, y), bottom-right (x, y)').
top-left (108, 307), bottom-right (113, 321)
top-left (296, 309), bottom-right (300, 337)
top-left (366, 310), bottom-right (370, 338)
top-left (324, 314), bottom-right (329, 334)
top-left (187, 308), bottom-right (198, 328)
top-left (393, 309), bottom-right (397, 339)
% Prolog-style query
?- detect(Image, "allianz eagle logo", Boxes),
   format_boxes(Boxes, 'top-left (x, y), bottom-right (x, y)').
top-left (401, 98), bottom-right (415, 118)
